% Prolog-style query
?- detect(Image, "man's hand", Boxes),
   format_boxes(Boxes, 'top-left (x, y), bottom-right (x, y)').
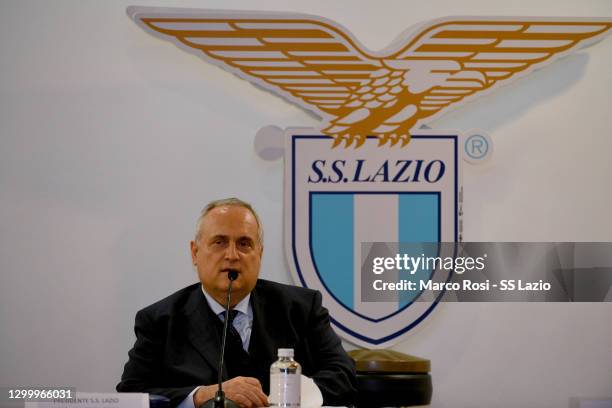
top-left (193, 377), bottom-right (268, 408)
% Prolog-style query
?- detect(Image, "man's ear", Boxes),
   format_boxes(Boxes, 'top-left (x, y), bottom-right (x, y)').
top-left (190, 240), bottom-right (198, 265)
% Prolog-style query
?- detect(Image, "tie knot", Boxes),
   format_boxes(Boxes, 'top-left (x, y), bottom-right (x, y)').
top-left (225, 309), bottom-right (239, 324)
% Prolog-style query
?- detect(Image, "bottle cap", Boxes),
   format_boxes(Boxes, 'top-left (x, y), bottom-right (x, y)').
top-left (278, 348), bottom-right (294, 358)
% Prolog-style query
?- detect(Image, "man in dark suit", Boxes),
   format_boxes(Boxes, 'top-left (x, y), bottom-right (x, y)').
top-left (117, 198), bottom-right (357, 408)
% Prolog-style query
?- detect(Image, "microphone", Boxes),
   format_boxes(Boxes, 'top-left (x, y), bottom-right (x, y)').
top-left (200, 270), bottom-right (240, 408)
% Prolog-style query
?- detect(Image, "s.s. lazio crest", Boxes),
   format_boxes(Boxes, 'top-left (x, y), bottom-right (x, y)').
top-left (127, 6), bottom-right (612, 347)
top-left (284, 130), bottom-right (459, 347)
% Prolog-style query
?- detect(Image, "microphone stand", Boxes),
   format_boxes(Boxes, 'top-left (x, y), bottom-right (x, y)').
top-left (200, 270), bottom-right (240, 408)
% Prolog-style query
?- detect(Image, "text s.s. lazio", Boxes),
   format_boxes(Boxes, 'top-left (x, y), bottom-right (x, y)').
top-left (307, 159), bottom-right (446, 183)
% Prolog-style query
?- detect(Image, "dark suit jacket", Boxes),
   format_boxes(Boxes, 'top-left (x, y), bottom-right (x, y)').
top-left (117, 279), bottom-right (357, 407)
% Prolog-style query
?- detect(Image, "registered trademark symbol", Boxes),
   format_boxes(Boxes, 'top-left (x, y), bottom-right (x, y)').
top-left (465, 135), bottom-right (488, 159)
top-left (462, 130), bottom-right (493, 164)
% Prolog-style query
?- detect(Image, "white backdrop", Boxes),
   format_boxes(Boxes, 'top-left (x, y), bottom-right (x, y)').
top-left (1, 1), bottom-right (611, 407)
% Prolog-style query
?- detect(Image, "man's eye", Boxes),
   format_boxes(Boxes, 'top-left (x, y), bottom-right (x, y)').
top-left (239, 240), bottom-right (252, 248)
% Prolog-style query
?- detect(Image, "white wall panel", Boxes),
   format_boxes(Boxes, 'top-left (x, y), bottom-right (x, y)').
top-left (1, 1), bottom-right (610, 406)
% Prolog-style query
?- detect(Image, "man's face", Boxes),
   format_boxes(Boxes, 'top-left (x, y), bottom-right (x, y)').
top-left (190, 205), bottom-right (263, 307)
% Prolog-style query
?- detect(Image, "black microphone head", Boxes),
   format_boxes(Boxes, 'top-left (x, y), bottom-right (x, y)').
top-left (227, 269), bottom-right (238, 281)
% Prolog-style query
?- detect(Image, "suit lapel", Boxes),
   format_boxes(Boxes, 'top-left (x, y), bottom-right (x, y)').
top-left (248, 283), bottom-right (279, 366)
top-left (184, 287), bottom-right (222, 376)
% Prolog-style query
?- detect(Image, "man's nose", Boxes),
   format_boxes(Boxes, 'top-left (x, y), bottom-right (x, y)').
top-left (225, 241), bottom-right (239, 260)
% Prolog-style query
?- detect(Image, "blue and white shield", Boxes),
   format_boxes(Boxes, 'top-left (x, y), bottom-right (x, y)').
top-left (284, 130), bottom-right (460, 348)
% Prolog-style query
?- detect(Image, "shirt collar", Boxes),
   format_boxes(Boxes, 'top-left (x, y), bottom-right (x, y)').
top-left (201, 284), bottom-right (251, 317)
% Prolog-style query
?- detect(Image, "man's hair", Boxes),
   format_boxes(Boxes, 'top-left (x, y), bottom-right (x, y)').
top-left (194, 197), bottom-right (264, 245)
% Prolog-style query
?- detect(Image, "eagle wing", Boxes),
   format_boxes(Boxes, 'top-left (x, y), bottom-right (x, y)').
top-left (129, 9), bottom-right (612, 144)
top-left (128, 7), bottom-right (384, 120)
top-left (387, 18), bottom-right (612, 121)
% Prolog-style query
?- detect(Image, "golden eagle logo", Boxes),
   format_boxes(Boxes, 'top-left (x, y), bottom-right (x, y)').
top-left (128, 8), bottom-right (611, 147)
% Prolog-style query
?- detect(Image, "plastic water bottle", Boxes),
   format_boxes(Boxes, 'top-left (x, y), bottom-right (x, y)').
top-left (269, 348), bottom-right (301, 407)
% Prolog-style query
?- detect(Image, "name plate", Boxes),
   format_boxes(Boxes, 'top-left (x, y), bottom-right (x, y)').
top-left (26, 393), bottom-right (148, 408)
